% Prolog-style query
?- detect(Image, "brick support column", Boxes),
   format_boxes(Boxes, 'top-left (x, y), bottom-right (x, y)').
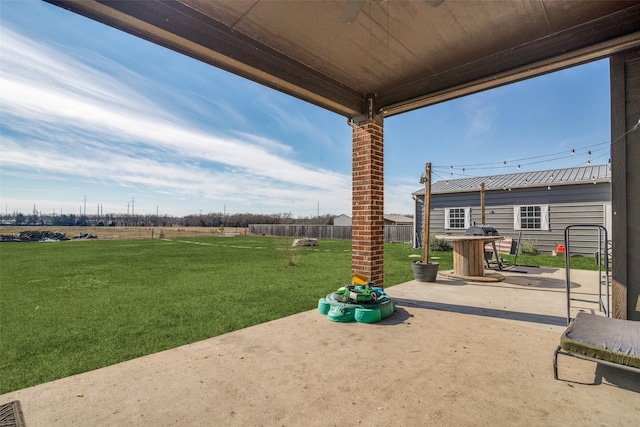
top-left (351, 118), bottom-right (384, 286)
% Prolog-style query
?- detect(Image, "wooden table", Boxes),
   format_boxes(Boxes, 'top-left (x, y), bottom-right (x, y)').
top-left (436, 235), bottom-right (505, 282)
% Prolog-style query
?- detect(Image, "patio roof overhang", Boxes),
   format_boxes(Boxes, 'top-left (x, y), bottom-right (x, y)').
top-left (46, 1), bottom-right (640, 118)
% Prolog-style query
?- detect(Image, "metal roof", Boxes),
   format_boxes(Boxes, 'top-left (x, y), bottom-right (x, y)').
top-left (333, 214), bottom-right (413, 223)
top-left (413, 164), bottom-right (611, 195)
top-left (384, 214), bottom-right (413, 223)
top-left (46, 1), bottom-right (640, 119)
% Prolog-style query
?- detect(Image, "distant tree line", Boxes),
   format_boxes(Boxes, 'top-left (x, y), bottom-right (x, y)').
top-left (0, 211), bottom-right (336, 228)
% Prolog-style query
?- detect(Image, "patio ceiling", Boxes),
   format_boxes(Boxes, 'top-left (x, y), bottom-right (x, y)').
top-left (46, 0), bottom-right (640, 118)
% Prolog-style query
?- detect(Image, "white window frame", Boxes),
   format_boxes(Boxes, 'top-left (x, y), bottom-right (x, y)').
top-left (513, 205), bottom-right (549, 231)
top-left (444, 207), bottom-right (471, 230)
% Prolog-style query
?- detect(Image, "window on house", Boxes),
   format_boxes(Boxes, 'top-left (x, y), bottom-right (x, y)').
top-left (513, 205), bottom-right (549, 230)
top-left (444, 207), bottom-right (471, 230)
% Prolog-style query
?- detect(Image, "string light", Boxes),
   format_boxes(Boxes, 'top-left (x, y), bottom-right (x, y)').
top-left (432, 120), bottom-right (638, 177)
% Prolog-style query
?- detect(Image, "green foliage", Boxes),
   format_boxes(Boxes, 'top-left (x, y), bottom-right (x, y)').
top-left (429, 235), bottom-right (451, 252)
top-left (277, 238), bottom-right (301, 266)
top-left (519, 239), bottom-right (540, 255)
top-left (500, 253), bottom-right (601, 271)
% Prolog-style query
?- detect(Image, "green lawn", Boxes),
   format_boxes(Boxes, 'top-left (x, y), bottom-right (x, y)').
top-left (0, 237), bottom-right (594, 393)
top-left (0, 237), bottom-right (419, 393)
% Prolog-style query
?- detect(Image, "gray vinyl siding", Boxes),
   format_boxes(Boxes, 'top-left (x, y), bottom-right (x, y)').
top-left (415, 182), bottom-right (611, 255)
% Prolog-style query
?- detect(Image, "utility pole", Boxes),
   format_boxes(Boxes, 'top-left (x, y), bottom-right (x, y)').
top-left (480, 182), bottom-right (486, 225)
top-left (422, 162), bottom-right (432, 264)
top-left (84, 196), bottom-right (86, 216)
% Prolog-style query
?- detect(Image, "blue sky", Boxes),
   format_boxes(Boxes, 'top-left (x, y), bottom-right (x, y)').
top-left (0, 1), bottom-right (611, 217)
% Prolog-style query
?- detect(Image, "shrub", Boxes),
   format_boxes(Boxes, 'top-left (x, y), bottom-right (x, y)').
top-left (429, 235), bottom-right (451, 251)
top-left (519, 239), bottom-right (539, 255)
top-left (277, 239), bottom-right (300, 266)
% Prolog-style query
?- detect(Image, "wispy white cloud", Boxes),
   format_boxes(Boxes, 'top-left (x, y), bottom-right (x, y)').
top-left (385, 178), bottom-right (419, 216)
top-left (0, 25), bottom-right (351, 215)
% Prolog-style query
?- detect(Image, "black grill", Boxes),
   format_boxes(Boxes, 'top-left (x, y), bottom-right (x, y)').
top-left (465, 225), bottom-right (499, 236)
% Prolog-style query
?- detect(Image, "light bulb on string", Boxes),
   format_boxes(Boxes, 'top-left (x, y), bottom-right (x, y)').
top-left (503, 161), bottom-right (507, 167)
top-left (572, 149), bottom-right (575, 156)
top-left (587, 160), bottom-right (591, 166)
top-left (517, 164), bottom-right (520, 171)
top-left (588, 151), bottom-right (592, 158)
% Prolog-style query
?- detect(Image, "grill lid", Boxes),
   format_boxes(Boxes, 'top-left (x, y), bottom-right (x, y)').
top-left (465, 225), bottom-right (499, 236)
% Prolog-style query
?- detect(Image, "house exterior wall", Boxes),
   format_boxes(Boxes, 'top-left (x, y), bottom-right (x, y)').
top-left (415, 182), bottom-right (611, 256)
top-left (333, 215), bottom-right (352, 226)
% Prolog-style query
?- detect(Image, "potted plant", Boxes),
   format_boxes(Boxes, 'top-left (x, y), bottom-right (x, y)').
top-left (412, 162), bottom-right (439, 282)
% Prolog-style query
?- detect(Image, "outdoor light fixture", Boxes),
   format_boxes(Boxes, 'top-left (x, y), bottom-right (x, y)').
top-left (420, 172), bottom-right (427, 184)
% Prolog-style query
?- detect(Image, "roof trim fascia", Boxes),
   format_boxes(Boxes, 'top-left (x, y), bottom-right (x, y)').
top-left (381, 29), bottom-right (640, 117)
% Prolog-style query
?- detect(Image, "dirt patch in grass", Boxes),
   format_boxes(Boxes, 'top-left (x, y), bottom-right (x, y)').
top-left (0, 226), bottom-right (249, 241)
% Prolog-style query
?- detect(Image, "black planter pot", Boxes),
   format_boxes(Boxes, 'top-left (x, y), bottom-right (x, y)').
top-left (412, 261), bottom-right (439, 282)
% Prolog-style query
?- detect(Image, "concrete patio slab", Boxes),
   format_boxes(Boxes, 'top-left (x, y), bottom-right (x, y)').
top-left (2, 267), bottom-right (639, 426)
